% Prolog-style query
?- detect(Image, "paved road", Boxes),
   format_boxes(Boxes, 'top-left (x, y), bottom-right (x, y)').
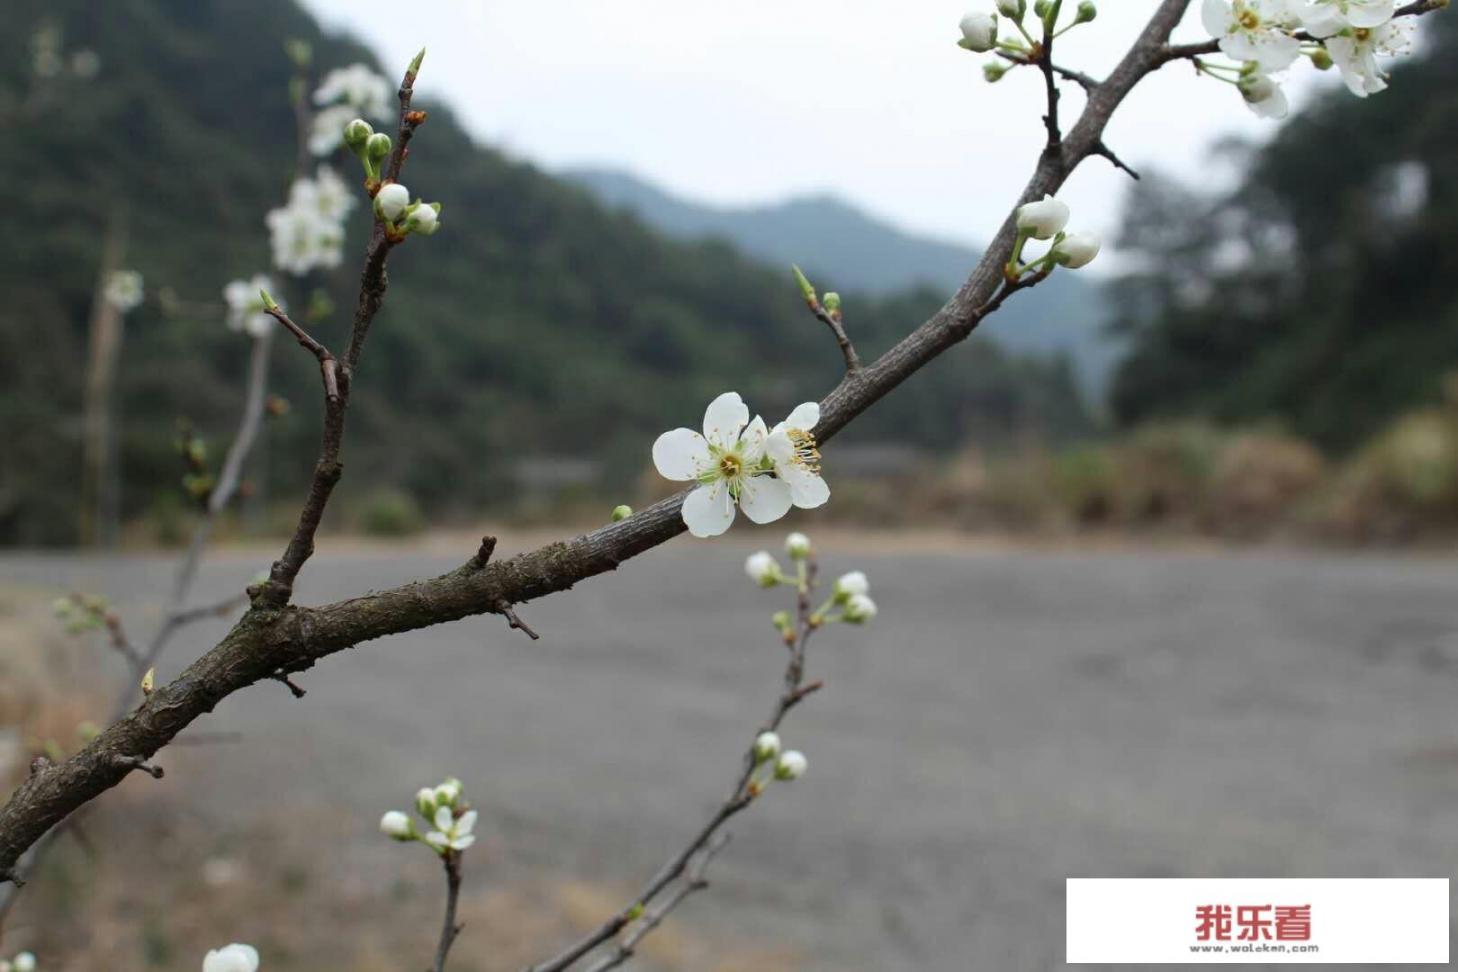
top-left (5, 542), bottom-right (1458, 969)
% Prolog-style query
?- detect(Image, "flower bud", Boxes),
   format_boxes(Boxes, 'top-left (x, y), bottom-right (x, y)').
top-left (611, 504), bottom-right (633, 522)
top-left (1051, 231), bottom-right (1101, 269)
top-left (366, 132), bottom-right (392, 162)
top-left (822, 292), bottom-right (841, 315)
top-left (1309, 46), bottom-right (1333, 70)
top-left (843, 593), bottom-right (878, 624)
top-left (11, 954), bottom-right (34, 972)
top-left (1033, 0), bottom-right (1051, 16)
top-left (374, 182), bottom-right (410, 222)
top-left (415, 787), bottom-right (437, 817)
top-left (202, 944), bottom-right (260, 972)
top-left (407, 202), bottom-right (440, 236)
top-left (1016, 195), bottom-right (1070, 240)
top-left (771, 610), bottom-right (794, 635)
top-left (753, 731), bottom-right (782, 763)
top-left (774, 750), bottom-right (808, 781)
top-left (1075, 0), bottom-right (1097, 23)
top-left (344, 118), bottom-right (374, 153)
top-left (984, 61), bottom-right (1009, 82)
top-left (833, 570), bottom-right (869, 602)
top-left (380, 810), bottom-right (414, 841)
top-left (996, 0), bottom-right (1025, 18)
top-left (434, 777), bottom-right (463, 808)
top-left (791, 264), bottom-right (816, 305)
top-left (784, 532), bottom-right (812, 560)
top-left (958, 12), bottom-right (999, 52)
top-left (745, 551), bottom-right (782, 588)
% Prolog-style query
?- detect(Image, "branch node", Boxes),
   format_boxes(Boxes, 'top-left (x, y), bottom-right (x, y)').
top-left (271, 672), bottom-right (308, 698)
top-left (470, 535), bottom-right (498, 569)
top-left (109, 754), bottom-right (164, 779)
top-left (1093, 140), bottom-right (1141, 180)
top-left (497, 600), bottom-right (540, 641)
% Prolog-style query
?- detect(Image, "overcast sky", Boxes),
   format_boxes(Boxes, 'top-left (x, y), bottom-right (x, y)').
top-left (298, 1), bottom-right (1342, 268)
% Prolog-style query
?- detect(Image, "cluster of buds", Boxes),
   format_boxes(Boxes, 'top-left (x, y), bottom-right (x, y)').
top-left (372, 182), bottom-right (441, 238)
top-left (960, 1), bottom-right (1098, 75)
top-left (1006, 195), bottom-right (1100, 279)
top-left (342, 117), bottom-right (394, 187)
top-left (173, 421), bottom-right (215, 505)
top-left (202, 944), bottom-right (259, 972)
top-left (746, 532), bottom-right (879, 635)
top-left (746, 730), bottom-right (808, 796)
top-left (380, 777), bottom-right (478, 856)
top-left (0, 951), bottom-right (36, 972)
top-left (51, 592), bottom-right (110, 634)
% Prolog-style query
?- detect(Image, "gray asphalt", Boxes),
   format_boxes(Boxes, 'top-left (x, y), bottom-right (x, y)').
top-left (5, 542), bottom-right (1458, 970)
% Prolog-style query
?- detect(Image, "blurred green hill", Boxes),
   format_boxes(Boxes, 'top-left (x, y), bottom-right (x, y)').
top-left (1109, 11), bottom-right (1458, 452)
top-left (0, 0), bottom-right (1093, 544)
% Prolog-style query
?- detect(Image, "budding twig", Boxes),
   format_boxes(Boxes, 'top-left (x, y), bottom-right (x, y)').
top-left (497, 600), bottom-right (541, 641)
top-left (432, 849), bottom-right (464, 972)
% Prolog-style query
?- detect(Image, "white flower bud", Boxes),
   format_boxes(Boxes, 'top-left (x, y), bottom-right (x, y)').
top-left (202, 944), bottom-right (260, 972)
top-left (753, 731), bottom-right (782, 763)
top-left (843, 593), bottom-right (878, 624)
top-left (415, 786), bottom-right (437, 817)
top-left (375, 183), bottom-right (410, 222)
top-left (784, 532), bottom-right (812, 560)
top-left (833, 570), bottom-right (869, 601)
top-left (1051, 231), bottom-right (1101, 269)
top-left (380, 810), bottom-right (414, 840)
top-left (996, 0), bottom-right (1024, 17)
top-left (745, 551), bottom-right (782, 587)
top-left (958, 11), bottom-right (999, 52)
top-left (774, 750), bottom-right (808, 781)
top-left (434, 777), bottom-right (463, 808)
top-left (1016, 195), bottom-right (1070, 240)
top-left (407, 202), bottom-right (440, 236)
top-left (12, 955), bottom-right (35, 972)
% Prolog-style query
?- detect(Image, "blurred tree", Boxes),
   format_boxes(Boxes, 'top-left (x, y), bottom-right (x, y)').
top-left (1109, 11), bottom-right (1458, 451)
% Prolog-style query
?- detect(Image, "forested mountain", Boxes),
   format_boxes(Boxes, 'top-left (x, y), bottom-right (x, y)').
top-left (0, 0), bottom-right (1091, 544)
top-left (568, 167), bottom-right (1120, 395)
top-left (1109, 12), bottom-right (1458, 451)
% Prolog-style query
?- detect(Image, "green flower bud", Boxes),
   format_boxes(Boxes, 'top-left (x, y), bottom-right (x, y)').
top-left (791, 264), bottom-right (817, 305)
top-left (822, 292), bottom-right (841, 314)
top-left (1076, 1), bottom-right (1097, 23)
top-left (344, 118), bottom-right (374, 153)
top-left (611, 504), bottom-right (633, 522)
top-left (984, 61), bottom-right (1009, 83)
top-left (1309, 47), bottom-right (1333, 70)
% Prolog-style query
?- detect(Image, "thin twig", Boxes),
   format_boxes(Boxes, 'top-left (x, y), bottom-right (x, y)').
top-left (107, 754), bottom-right (164, 779)
top-left (1160, 0), bottom-right (1444, 64)
top-left (433, 850), bottom-right (464, 972)
top-left (525, 559), bottom-right (825, 972)
top-left (1036, 1), bottom-right (1066, 151)
top-left (497, 600), bottom-right (541, 641)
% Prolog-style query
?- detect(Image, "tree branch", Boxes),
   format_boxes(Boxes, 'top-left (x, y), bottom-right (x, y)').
top-left (0, 0), bottom-right (1206, 882)
top-left (433, 850), bottom-right (464, 972)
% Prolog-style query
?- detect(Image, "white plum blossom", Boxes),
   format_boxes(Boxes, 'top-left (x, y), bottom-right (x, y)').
top-left (103, 269), bottom-right (143, 313)
top-left (374, 182), bottom-right (410, 222)
top-left (1051, 231), bottom-right (1102, 269)
top-left (834, 570), bottom-right (870, 599)
top-left (765, 402), bottom-right (830, 511)
top-left (653, 392), bottom-right (793, 537)
top-left (1237, 72), bottom-right (1290, 117)
top-left (753, 731), bottom-right (783, 762)
top-left (843, 593), bottom-right (879, 624)
top-left (313, 63), bottom-right (392, 118)
top-left (1017, 195), bottom-right (1070, 240)
top-left (380, 810), bottom-right (413, 840)
top-left (774, 750), bottom-right (808, 781)
top-left (959, 11), bottom-right (999, 51)
top-left (1201, 0), bottom-right (1302, 72)
top-left (266, 170), bottom-right (353, 276)
top-left (1325, 19), bottom-right (1411, 96)
top-left (745, 551), bottom-right (782, 587)
top-left (202, 944), bottom-right (259, 972)
top-left (307, 103), bottom-right (358, 157)
top-left (1297, 0), bottom-right (1395, 35)
top-left (222, 275), bottom-right (276, 338)
top-left (424, 805), bottom-right (478, 853)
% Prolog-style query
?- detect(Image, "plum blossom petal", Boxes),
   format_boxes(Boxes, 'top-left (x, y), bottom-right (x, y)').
top-left (702, 392), bottom-right (749, 449)
top-left (682, 481), bottom-right (735, 538)
top-left (652, 428), bottom-right (712, 481)
top-left (738, 476), bottom-right (794, 525)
